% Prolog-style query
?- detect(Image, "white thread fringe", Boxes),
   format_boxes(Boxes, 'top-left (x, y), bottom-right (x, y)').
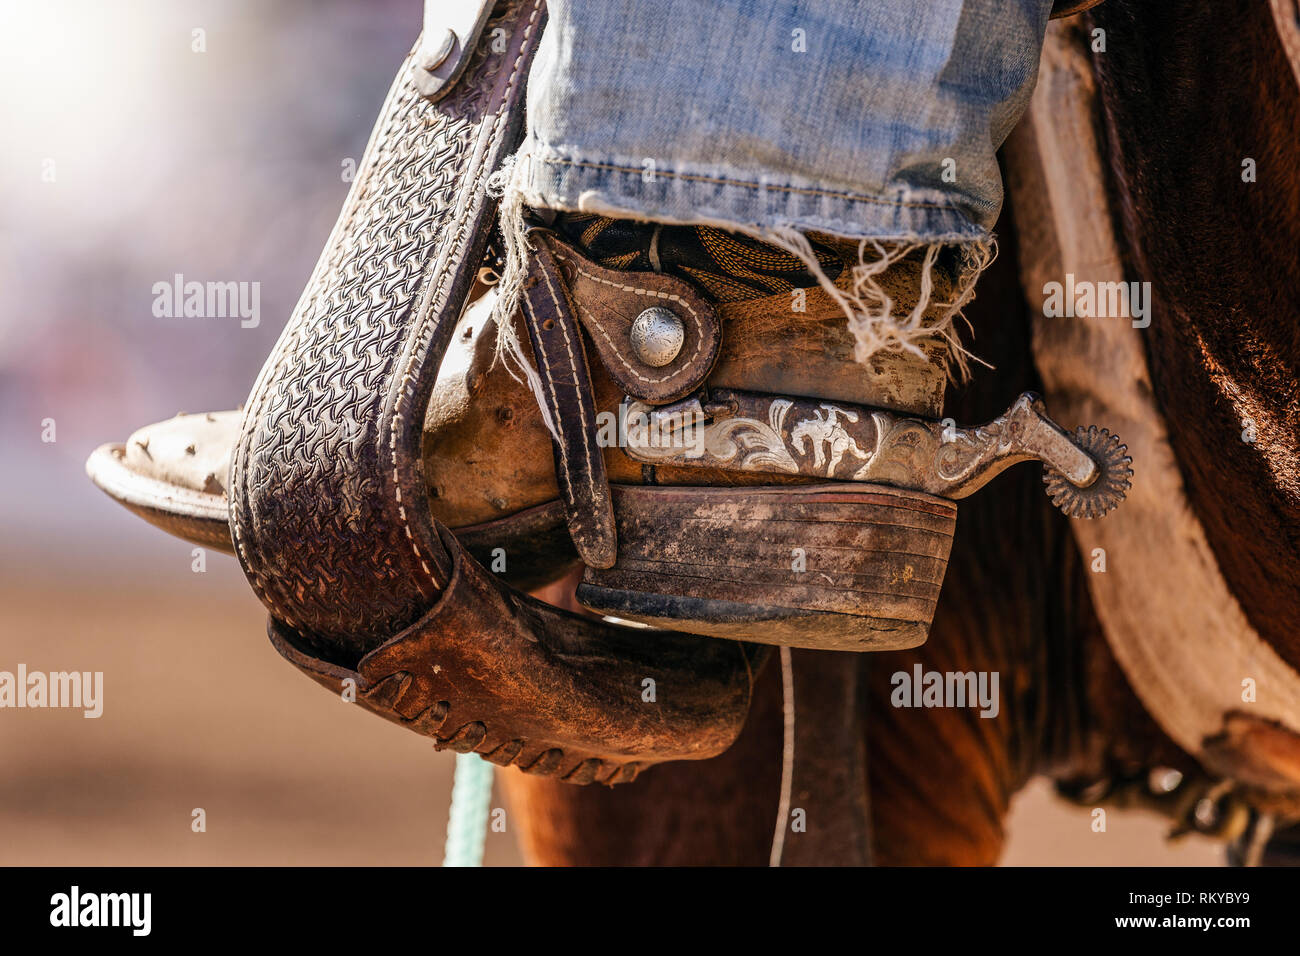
top-left (486, 155), bottom-right (558, 439)
top-left (490, 154), bottom-right (996, 384)
top-left (761, 228), bottom-right (995, 381)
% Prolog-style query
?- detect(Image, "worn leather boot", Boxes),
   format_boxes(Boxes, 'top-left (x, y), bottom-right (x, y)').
top-left (87, 0), bottom-right (1129, 782)
top-left (89, 207), bottom-right (1132, 776)
top-left (85, 218), bottom-right (961, 782)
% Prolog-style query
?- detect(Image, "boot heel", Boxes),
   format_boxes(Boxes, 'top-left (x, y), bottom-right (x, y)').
top-left (577, 483), bottom-right (957, 651)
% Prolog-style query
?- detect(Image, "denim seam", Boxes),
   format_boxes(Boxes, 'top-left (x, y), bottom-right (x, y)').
top-left (539, 156), bottom-right (969, 213)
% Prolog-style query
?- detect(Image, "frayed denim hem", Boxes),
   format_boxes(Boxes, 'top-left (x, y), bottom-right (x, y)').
top-left (489, 148), bottom-right (998, 386)
top-left (516, 144), bottom-right (994, 247)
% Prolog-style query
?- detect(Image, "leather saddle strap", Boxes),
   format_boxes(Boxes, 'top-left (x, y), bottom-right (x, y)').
top-left (780, 649), bottom-right (874, 866)
top-left (229, 0), bottom-right (546, 658)
top-left (519, 231), bottom-right (618, 569)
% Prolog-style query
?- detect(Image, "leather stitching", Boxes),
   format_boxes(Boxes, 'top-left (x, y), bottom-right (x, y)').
top-left (551, 249), bottom-right (707, 387)
top-left (532, 248), bottom-right (607, 541)
top-left (388, 0), bottom-right (543, 594)
top-left (522, 280), bottom-right (579, 510)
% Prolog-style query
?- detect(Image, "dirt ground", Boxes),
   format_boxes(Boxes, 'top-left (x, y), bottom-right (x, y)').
top-left (0, 527), bottom-right (1221, 867)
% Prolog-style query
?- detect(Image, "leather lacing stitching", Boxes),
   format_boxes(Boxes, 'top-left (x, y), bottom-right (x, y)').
top-left (358, 671), bottom-right (641, 785)
top-left (326, 582), bottom-right (761, 786)
top-left (390, 0), bottom-right (544, 595)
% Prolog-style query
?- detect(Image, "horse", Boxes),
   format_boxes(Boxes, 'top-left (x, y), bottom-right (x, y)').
top-left (499, 0), bottom-right (1300, 865)
top-left (85, 0), bottom-right (1300, 866)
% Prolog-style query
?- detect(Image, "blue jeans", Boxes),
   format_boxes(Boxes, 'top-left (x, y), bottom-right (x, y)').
top-left (514, 0), bottom-right (1055, 243)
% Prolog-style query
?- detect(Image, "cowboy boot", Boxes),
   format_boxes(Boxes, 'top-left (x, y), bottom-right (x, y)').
top-left (87, 0), bottom-right (1132, 784)
top-left (88, 208), bottom-right (1127, 780)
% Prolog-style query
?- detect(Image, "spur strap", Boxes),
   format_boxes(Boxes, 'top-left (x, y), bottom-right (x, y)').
top-left (516, 228), bottom-right (724, 568)
top-left (519, 232), bottom-right (618, 569)
top-left (230, 0), bottom-right (546, 658)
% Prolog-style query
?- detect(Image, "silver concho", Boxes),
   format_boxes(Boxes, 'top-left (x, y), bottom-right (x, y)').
top-left (629, 308), bottom-right (685, 367)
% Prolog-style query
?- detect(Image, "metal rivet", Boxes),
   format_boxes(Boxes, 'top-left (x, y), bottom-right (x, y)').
top-left (1147, 767), bottom-right (1183, 794)
top-left (419, 28), bottom-right (456, 72)
top-left (629, 308), bottom-right (685, 367)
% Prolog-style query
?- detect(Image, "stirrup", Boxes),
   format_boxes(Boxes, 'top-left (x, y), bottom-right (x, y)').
top-left (87, 0), bottom-right (1133, 781)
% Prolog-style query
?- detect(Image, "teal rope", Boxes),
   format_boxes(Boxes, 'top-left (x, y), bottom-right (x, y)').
top-left (442, 753), bottom-right (494, 866)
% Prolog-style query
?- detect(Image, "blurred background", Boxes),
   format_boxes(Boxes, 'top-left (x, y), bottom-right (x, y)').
top-left (0, 0), bottom-right (1219, 866)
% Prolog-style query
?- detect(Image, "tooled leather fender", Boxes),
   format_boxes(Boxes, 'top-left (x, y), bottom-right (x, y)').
top-left (228, 0), bottom-right (758, 781)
